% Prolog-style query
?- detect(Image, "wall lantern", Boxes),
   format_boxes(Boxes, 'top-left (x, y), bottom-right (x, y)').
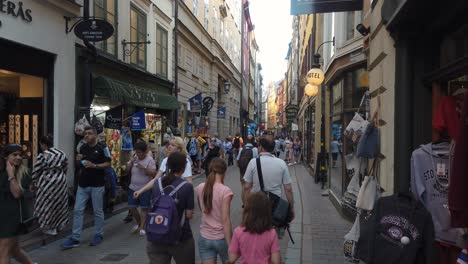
top-left (306, 68), bottom-right (325, 86)
top-left (305, 84), bottom-right (319, 97)
top-left (224, 80), bottom-right (231, 93)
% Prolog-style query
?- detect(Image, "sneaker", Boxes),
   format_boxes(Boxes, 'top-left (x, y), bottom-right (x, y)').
top-left (89, 234), bottom-right (103, 246)
top-left (131, 225), bottom-right (139, 234)
top-left (61, 238), bottom-right (80, 249)
top-left (139, 229), bottom-right (146, 236)
top-left (43, 228), bottom-right (57, 236)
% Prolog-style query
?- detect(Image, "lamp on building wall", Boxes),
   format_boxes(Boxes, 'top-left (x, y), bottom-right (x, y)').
top-left (306, 68), bottom-right (325, 86)
top-left (305, 84), bottom-right (319, 97)
top-left (224, 80), bottom-right (231, 94)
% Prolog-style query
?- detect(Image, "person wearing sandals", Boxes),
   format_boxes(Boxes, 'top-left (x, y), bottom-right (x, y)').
top-left (125, 141), bottom-right (156, 236)
top-left (196, 158), bottom-right (233, 264)
top-left (0, 144), bottom-right (35, 264)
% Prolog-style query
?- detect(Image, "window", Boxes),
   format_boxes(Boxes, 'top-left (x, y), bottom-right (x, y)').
top-left (198, 58), bottom-right (203, 78)
top-left (212, 7), bottom-right (217, 38)
top-left (130, 6), bottom-right (147, 68)
top-left (345, 11), bottom-right (355, 40)
top-left (193, 0), bottom-right (198, 16)
top-left (94, 0), bottom-right (117, 56)
top-left (204, 0), bottom-right (210, 29)
top-left (156, 24), bottom-right (168, 77)
top-left (220, 20), bottom-right (224, 45)
top-left (178, 43), bottom-right (185, 66)
top-left (185, 49), bottom-right (193, 72)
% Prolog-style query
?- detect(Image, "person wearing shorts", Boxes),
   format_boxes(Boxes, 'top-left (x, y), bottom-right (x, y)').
top-left (125, 142), bottom-right (156, 236)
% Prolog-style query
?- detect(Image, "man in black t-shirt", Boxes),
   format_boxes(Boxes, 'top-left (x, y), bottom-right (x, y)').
top-left (62, 126), bottom-right (111, 249)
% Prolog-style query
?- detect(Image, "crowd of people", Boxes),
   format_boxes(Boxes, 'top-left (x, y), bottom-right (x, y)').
top-left (0, 128), bottom-right (296, 264)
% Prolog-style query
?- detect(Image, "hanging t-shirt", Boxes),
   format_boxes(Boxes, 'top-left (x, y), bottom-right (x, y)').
top-left (432, 96), bottom-right (459, 140)
top-left (449, 90), bottom-right (468, 227)
top-left (410, 142), bottom-right (460, 246)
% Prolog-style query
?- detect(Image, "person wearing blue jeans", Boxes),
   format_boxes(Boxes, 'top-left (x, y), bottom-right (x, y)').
top-left (62, 126), bottom-right (111, 249)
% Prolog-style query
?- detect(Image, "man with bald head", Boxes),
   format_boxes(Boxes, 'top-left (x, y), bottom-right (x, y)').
top-left (242, 135), bottom-right (295, 221)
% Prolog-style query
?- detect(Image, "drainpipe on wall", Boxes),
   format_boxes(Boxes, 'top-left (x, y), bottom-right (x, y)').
top-left (240, 1), bottom-right (245, 137)
top-left (173, 0), bottom-right (179, 128)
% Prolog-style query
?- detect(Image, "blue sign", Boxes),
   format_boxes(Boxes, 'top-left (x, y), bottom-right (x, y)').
top-left (217, 107), bottom-right (226, 119)
top-left (189, 92), bottom-right (202, 112)
top-left (130, 110), bottom-right (146, 130)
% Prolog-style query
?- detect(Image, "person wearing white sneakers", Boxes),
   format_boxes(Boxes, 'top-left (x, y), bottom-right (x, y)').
top-left (125, 141), bottom-right (157, 236)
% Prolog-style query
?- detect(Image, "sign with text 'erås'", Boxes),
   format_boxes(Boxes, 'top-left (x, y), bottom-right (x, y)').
top-left (0, 0), bottom-right (33, 27)
top-left (290, 0), bottom-right (363, 15)
top-left (74, 18), bottom-right (114, 42)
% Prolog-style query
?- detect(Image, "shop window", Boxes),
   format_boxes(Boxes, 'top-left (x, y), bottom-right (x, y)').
top-left (156, 24), bottom-right (168, 78)
top-left (130, 6), bottom-right (147, 69)
top-left (0, 70), bottom-right (44, 166)
top-left (94, 0), bottom-right (117, 56)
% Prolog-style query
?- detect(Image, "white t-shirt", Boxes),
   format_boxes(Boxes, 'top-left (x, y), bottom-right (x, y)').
top-left (159, 156), bottom-right (192, 178)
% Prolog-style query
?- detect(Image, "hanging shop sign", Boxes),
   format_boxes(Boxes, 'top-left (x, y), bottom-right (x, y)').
top-left (104, 105), bottom-right (122, 129)
top-left (285, 104), bottom-right (299, 122)
top-left (74, 18), bottom-right (114, 42)
top-left (290, 0), bottom-right (363, 15)
top-left (130, 110), bottom-right (146, 131)
top-left (0, 0), bottom-right (33, 24)
top-left (188, 92), bottom-right (202, 112)
top-left (201, 97), bottom-right (214, 117)
top-left (217, 107), bottom-right (226, 119)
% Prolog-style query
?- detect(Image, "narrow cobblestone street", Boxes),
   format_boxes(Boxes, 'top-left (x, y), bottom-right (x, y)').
top-left (14, 163), bottom-right (351, 264)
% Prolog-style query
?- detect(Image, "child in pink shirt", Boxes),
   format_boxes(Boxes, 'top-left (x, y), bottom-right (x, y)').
top-left (196, 158), bottom-right (233, 264)
top-left (228, 192), bottom-right (281, 264)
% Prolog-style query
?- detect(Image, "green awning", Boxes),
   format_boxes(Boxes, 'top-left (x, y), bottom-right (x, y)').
top-left (93, 76), bottom-right (178, 110)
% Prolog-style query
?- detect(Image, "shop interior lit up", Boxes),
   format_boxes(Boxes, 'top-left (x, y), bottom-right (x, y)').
top-left (0, 69), bottom-right (44, 167)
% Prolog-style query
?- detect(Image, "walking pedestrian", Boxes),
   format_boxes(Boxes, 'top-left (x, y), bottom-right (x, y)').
top-left (283, 137), bottom-right (291, 163)
top-left (274, 137), bottom-right (282, 158)
top-left (227, 192), bottom-right (281, 264)
top-left (204, 138), bottom-right (221, 174)
top-left (196, 158), bottom-right (233, 264)
top-left (62, 126), bottom-right (111, 249)
top-left (187, 134), bottom-right (200, 174)
top-left (293, 137), bottom-right (301, 164)
top-left (134, 152), bottom-right (195, 264)
top-left (236, 137), bottom-right (259, 199)
top-left (0, 144), bottom-right (35, 264)
top-left (224, 137), bottom-right (234, 166)
top-left (242, 135), bottom-right (295, 221)
top-left (330, 137), bottom-right (341, 168)
top-left (31, 135), bottom-right (69, 236)
top-left (125, 141), bottom-right (156, 236)
top-left (213, 133), bottom-right (225, 159)
top-left (231, 133), bottom-right (243, 163)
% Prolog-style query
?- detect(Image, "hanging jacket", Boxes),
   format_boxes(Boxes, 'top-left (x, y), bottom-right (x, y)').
top-left (357, 193), bottom-right (437, 264)
top-left (411, 142), bottom-right (461, 246)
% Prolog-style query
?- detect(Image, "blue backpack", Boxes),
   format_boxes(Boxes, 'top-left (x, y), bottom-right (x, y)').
top-left (146, 178), bottom-right (187, 244)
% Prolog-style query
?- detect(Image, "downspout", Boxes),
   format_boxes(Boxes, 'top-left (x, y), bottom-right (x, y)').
top-left (173, 0), bottom-right (179, 127)
top-left (240, 1), bottom-right (245, 137)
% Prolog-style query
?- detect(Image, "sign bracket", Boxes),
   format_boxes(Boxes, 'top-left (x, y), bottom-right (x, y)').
top-left (64, 16), bottom-right (86, 34)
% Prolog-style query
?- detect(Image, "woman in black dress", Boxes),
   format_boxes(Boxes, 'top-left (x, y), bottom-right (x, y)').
top-left (0, 144), bottom-right (34, 264)
top-left (203, 138), bottom-right (221, 174)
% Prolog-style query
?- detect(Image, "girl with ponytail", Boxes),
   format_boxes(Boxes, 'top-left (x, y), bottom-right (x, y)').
top-left (195, 158), bottom-right (233, 264)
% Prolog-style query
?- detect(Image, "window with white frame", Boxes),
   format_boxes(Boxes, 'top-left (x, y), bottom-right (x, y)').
top-left (156, 24), bottom-right (168, 77)
top-left (185, 49), bottom-right (193, 73)
top-left (220, 20), bottom-right (224, 45)
top-left (193, 0), bottom-right (198, 17)
top-left (212, 7), bottom-right (217, 39)
top-left (178, 43), bottom-right (185, 67)
top-left (130, 5), bottom-right (147, 68)
top-left (204, 0), bottom-right (210, 29)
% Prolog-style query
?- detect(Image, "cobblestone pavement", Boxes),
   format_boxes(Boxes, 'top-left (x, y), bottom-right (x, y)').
top-left (13, 159), bottom-right (351, 264)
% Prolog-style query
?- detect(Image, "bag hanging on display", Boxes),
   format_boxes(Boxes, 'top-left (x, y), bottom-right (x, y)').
top-left (356, 160), bottom-right (381, 211)
top-left (74, 115), bottom-right (90, 136)
top-left (344, 92), bottom-right (370, 143)
top-left (357, 95), bottom-right (381, 159)
top-left (342, 155), bottom-right (363, 214)
top-left (343, 214), bottom-right (361, 263)
top-left (91, 115), bottom-right (104, 134)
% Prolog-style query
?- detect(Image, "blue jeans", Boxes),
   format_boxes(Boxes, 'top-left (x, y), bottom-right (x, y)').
top-left (71, 186), bottom-right (105, 241)
top-left (198, 236), bottom-right (229, 262)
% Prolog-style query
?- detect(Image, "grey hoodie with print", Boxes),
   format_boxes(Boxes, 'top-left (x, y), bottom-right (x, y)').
top-left (410, 142), bottom-right (460, 246)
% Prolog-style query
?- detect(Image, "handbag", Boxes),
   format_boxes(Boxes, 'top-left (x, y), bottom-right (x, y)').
top-left (345, 92), bottom-right (370, 143)
top-left (356, 160), bottom-right (381, 211)
top-left (255, 158), bottom-right (295, 243)
top-left (342, 155), bottom-right (363, 214)
top-left (356, 123), bottom-right (379, 158)
top-left (343, 214), bottom-right (361, 263)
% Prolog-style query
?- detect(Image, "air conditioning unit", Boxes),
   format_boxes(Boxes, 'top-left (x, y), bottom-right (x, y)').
top-left (219, 4), bottom-right (228, 18)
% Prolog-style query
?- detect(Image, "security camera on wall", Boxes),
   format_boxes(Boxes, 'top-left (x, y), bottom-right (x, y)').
top-left (356, 23), bottom-right (370, 37)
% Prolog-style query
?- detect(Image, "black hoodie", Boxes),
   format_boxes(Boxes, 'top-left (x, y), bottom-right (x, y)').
top-left (357, 193), bottom-right (438, 264)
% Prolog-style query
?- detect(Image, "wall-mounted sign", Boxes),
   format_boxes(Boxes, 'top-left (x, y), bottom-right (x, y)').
top-left (0, 0), bottom-right (33, 23)
top-left (290, 0), bottom-right (363, 15)
top-left (74, 18), bottom-right (114, 42)
top-left (285, 104), bottom-right (299, 122)
top-left (104, 105), bottom-right (122, 129)
top-left (130, 110), bottom-right (146, 131)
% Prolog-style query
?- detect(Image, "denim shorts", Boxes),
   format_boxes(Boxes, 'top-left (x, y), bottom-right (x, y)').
top-left (128, 188), bottom-right (151, 208)
top-left (198, 236), bottom-right (229, 262)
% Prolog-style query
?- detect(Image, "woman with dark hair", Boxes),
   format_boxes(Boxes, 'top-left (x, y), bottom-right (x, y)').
top-left (196, 158), bottom-right (233, 264)
top-left (31, 135), bottom-right (69, 236)
top-left (0, 144), bottom-right (35, 264)
top-left (134, 152), bottom-right (195, 264)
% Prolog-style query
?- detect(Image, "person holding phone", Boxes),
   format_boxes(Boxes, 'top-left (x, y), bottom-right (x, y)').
top-left (125, 141), bottom-right (156, 236)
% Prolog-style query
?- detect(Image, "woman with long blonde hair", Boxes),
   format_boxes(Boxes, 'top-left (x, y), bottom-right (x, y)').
top-left (134, 136), bottom-right (193, 197)
top-left (0, 144), bottom-right (35, 264)
top-left (195, 158), bottom-right (233, 264)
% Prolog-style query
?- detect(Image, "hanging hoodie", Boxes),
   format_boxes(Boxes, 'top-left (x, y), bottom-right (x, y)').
top-left (357, 193), bottom-right (437, 264)
top-left (411, 142), bottom-right (460, 246)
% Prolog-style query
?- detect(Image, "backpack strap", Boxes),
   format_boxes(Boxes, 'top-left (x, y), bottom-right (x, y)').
top-left (169, 181), bottom-right (187, 197)
top-left (157, 178), bottom-right (165, 195)
top-left (256, 158), bottom-right (265, 191)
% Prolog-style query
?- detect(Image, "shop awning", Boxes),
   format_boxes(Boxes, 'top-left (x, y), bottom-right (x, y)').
top-left (93, 76), bottom-right (178, 110)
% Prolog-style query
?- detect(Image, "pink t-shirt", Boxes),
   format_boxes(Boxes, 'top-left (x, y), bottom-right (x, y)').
top-left (196, 182), bottom-right (234, 240)
top-left (229, 227), bottom-right (280, 264)
top-left (129, 155), bottom-right (156, 191)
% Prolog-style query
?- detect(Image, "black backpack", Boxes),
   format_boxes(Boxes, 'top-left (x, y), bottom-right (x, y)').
top-left (233, 137), bottom-right (241, 149)
top-left (237, 146), bottom-right (253, 176)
